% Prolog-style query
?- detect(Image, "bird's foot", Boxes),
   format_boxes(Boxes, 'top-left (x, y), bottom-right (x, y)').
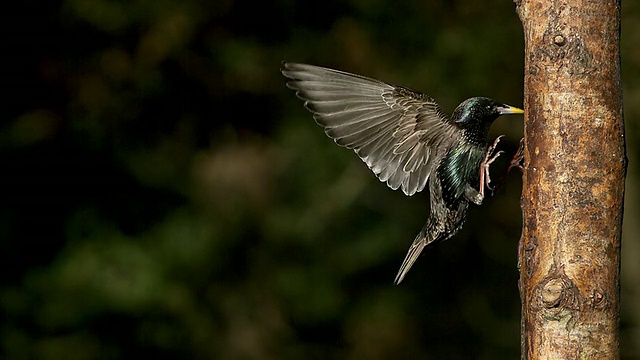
top-left (492, 137), bottom-right (525, 192)
top-left (480, 135), bottom-right (504, 197)
top-left (508, 137), bottom-right (525, 172)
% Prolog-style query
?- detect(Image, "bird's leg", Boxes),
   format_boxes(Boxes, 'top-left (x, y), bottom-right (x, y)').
top-left (479, 135), bottom-right (504, 197)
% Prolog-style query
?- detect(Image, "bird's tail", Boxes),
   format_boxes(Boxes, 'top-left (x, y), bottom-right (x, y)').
top-left (394, 225), bottom-right (431, 285)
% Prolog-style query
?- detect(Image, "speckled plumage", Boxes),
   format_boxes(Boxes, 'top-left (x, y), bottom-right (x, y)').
top-left (281, 62), bottom-right (523, 284)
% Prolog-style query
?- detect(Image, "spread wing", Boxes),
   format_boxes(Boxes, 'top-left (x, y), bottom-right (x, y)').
top-left (282, 62), bottom-right (460, 196)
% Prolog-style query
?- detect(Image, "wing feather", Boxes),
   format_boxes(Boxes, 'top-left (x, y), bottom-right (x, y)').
top-left (282, 62), bottom-right (460, 196)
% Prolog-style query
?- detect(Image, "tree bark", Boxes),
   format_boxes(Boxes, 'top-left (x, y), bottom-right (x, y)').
top-left (515, 0), bottom-right (625, 358)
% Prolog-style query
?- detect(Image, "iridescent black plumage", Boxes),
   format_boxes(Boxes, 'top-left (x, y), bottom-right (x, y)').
top-left (281, 62), bottom-right (523, 284)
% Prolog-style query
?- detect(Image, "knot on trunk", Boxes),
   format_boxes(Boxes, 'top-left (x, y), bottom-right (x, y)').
top-left (532, 265), bottom-right (581, 326)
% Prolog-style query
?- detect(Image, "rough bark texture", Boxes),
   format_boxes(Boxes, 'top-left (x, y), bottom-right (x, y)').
top-left (515, 0), bottom-right (625, 358)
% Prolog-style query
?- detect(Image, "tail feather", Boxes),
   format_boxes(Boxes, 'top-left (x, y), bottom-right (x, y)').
top-left (394, 234), bottom-right (428, 285)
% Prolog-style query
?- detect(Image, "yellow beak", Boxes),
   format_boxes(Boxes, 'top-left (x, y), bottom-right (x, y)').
top-left (498, 104), bottom-right (524, 115)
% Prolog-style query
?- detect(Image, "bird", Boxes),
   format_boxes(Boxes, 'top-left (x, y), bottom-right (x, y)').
top-left (281, 62), bottom-right (523, 284)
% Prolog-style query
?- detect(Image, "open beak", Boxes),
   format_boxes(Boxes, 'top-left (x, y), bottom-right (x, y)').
top-left (498, 104), bottom-right (524, 115)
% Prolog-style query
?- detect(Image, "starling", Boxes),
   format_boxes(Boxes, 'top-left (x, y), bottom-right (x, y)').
top-left (281, 62), bottom-right (523, 284)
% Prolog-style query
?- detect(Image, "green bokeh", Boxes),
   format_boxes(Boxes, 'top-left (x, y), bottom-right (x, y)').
top-left (1, 0), bottom-right (638, 359)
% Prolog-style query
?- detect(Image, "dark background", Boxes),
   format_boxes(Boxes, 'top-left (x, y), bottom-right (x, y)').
top-left (2, 1), bottom-right (639, 359)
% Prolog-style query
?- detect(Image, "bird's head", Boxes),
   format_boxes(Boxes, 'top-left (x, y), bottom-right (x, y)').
top-left (452, 97), bottom-right (523, 140)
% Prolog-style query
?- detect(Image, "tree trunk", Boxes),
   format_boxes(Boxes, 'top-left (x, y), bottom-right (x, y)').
top-left (515, 0), bottom-right (625, 358)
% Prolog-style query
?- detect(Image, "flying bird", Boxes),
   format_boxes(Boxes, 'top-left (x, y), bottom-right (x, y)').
top-left (281, 62), bottom-right (523, 284)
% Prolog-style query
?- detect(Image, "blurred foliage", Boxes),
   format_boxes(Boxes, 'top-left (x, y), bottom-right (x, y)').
top-left (0, 0), bottom-right (638, 359)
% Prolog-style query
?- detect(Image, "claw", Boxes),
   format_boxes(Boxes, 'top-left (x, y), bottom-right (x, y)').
top-left (493, 137), bottom-right (525, 192)
top-left (480, 135), bottom-right (504, 197)
top-left (485, 150), bottom-right (504, 190)
top-left (508, 138), bottom-right (525, 172)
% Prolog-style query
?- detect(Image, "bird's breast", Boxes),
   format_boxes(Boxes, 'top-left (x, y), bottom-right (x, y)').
top-left (438, 141), bottom-right (488, 205)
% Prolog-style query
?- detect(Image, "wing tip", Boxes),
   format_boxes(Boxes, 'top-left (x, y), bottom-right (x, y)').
top-left (281, 62), bottom-right (308, 81)
top-left (280, 61), bottom-right (290, 75)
